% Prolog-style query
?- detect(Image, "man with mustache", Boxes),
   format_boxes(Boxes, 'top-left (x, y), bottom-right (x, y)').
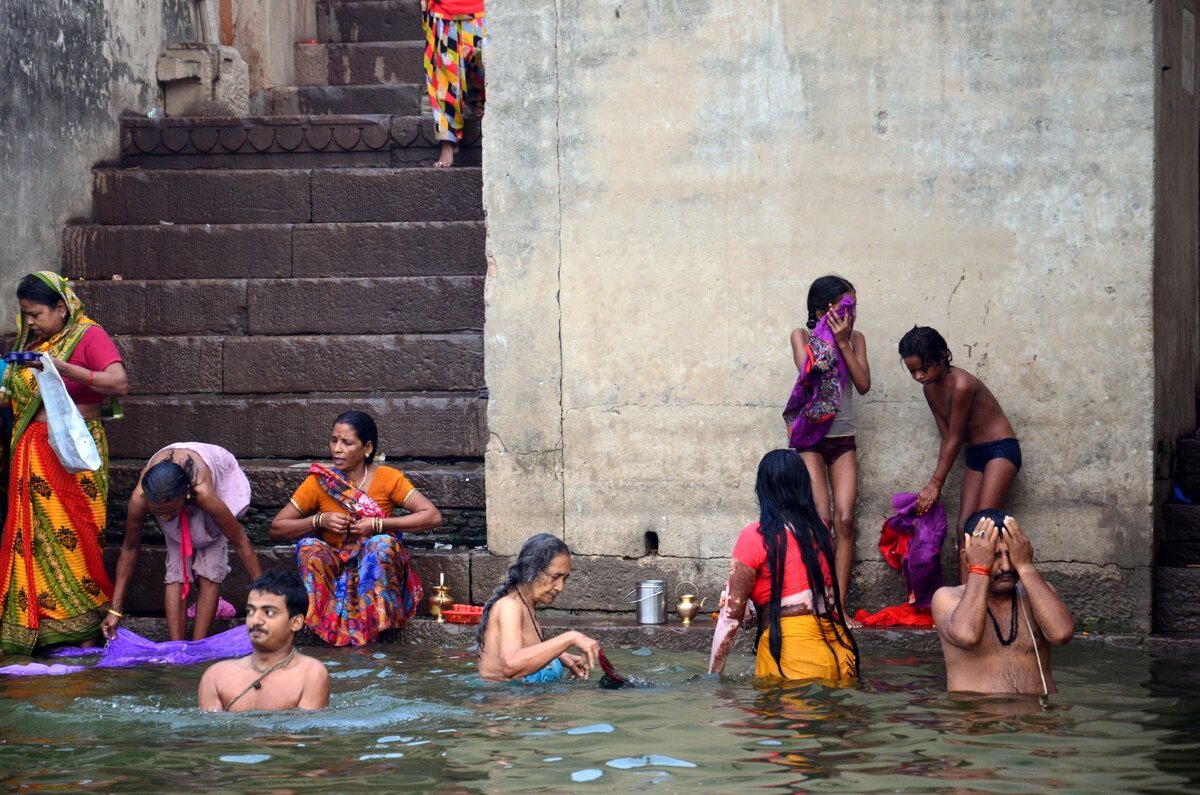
top-left (198, 569), bottom-right (329, 711)
top-left (931, 510), bottom-right (1074, 695)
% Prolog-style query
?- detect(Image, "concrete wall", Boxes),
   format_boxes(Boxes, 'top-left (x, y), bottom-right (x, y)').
top-left (484, 1), bottom-right (1157, 630)
top-left (227, 0), bottom-right (316, 95)
top-left (0, 0), bottom-right (195, 328)
top-left (1153, 0), bottom-right (1200, 509)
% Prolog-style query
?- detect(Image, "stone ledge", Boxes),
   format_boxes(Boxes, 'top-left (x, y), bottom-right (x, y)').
top-left (120, 115), bottom-right (480, 169)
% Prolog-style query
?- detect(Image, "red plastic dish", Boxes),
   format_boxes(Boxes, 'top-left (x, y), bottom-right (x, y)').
top-left (442, 604), bottom-right (483, 624)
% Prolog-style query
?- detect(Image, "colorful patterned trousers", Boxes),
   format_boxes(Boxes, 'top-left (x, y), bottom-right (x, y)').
top-left (424, 12), bottom-right (486, 143)
top-left (295, 534), bottom-right (422, 647)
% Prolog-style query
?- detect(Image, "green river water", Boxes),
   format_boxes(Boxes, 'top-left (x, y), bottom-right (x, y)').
top-left (0, 642), bottom-right (1197, 792)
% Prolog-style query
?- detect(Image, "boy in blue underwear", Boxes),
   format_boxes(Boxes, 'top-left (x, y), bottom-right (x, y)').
top-left (899, 327), bottom-right (1021, 582)
top-left (476, 534), bottom-right (602, 683)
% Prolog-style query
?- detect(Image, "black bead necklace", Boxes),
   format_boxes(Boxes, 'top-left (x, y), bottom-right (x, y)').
top-left (986, 589), bottom-right (1018, 646)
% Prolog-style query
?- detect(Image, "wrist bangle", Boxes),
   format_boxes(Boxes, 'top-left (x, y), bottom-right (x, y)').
top-left (86, 370), bottom-right (95, 387)
top-left (107, 608), bottom-right (124, 618)
top-left (967, 565), bottom-right (991, 577)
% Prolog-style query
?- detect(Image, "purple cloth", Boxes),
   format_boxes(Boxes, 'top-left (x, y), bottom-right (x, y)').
top-left (0, 662), bottom-right (86, 676)
top-left (0, 626), bottom-right (253, 677)
top-left (784, 295), bottom-right (854, 448)
top-left (884, 493), bottom-right (947, 608)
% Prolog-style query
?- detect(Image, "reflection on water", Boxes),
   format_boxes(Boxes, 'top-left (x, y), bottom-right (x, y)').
top-left (0, 643), bottom-right (1198, 792)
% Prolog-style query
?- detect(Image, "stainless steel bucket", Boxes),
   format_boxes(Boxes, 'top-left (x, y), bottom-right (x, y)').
top-left (623, 579), bottom-right (667, 624)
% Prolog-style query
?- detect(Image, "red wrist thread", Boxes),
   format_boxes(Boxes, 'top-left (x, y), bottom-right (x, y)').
top-left (86, 370), bottom-right (95, 387)
top-left (967, 565), bottom-right (991, 577)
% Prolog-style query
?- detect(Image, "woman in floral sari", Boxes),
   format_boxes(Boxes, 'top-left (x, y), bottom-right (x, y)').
top-left (0, 273), bottom-right (127, 654)
top-left (269, 411), bottom-right (442, 646)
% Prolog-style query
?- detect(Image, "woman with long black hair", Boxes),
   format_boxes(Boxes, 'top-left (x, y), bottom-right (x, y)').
top-left (709, 449), bottom-right (858, 680)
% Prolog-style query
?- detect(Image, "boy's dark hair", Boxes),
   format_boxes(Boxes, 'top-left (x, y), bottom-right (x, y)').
top-left (964, 508), bottom-right (1009, 537)
top-left (249, 569), bottom-right (310, 619)
top-left (805, 275), bottom-right (855, 330)
top-left (332, 410), bottom-right (379, 463)
top-left (898, 326), bottom-right (952, 368)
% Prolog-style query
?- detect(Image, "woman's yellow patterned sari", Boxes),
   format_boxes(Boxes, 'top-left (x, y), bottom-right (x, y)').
top-left (0, 273), bottom-right (113, 654)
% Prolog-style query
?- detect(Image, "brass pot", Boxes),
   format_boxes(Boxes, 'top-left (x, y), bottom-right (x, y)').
top-left (675, 580), bottom-right (706, 626)
top-left (428, 584), bottom-right (453, 623)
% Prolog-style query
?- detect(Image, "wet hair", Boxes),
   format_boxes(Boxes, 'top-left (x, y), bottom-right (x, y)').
top-left (898, 326), bottom-right (952, 369)
top-left (964, 508), bottom-right (1010, 538)
top-left (754, 449), bottom-right (859, 677)
top-left (805, 275), bottom-right (855, 330)
top-left (332, 410), bottom-right (378, 463)
top-left (140, 455), bottom-right (196, 503)
top-left (16, 274), bottom-right (65, 312)
top-left (476, 533), bottom-right (572, 649)
top-left (248, 569), bottom-right (310, 619)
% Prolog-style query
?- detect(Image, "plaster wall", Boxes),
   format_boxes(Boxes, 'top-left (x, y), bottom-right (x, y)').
top-left (484, 1), bottom-right (1157, 630)
top-left (227, 0), bottom-right (317, 95)
top-left (0, 0), bottom-right (194, 328)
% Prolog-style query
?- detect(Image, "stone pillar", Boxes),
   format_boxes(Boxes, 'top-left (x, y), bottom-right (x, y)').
top-left (227, 0), bottom-right (318, 97)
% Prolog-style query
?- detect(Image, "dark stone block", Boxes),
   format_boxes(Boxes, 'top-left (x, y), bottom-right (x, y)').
top-left (1157, 542), bottom-right (1200, 566)
top-left (263, 85), bottom-right (422, 116)
top-left (310, 168), bottom-right (483, 222)
top-left (291, 222), bottom-right (486, 278)
top-left (63, 223), bottom-right (292, 281)
top-left (78, 280), bottom-right (248, 335)
top-left (223, 333), bottom-right (483, 393)
top-left (117, 336), bottom-right (225, 395)
top-left (246, 276), bottom-right (483, 334)
top-left (1162, 504), bottom-right (1200, 542)
top-left (106, 394), bottom-right (486, 459)
top-left (1154, 567), bottom-right (1200, 632)
top-left (318, 0), bottom-right (425, 43)
top-left (94, 169), bottom-right (311, 224)
top-left (1177, 438), bottom-right (1200, 474)
top-left (314, 42), bottom-right (426, 86)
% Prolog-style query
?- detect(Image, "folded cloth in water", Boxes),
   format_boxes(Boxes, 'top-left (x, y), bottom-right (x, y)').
top-left (0, 626), bottom-right (253, 677)
top-left (878, 493), bottom-right (947, 609)
top-left (598, 649), bottom-right (632, 689)
top-left (853, 604), bottom-right (934, 628)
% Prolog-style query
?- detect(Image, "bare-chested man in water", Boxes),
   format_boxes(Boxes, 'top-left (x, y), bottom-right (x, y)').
top-left (476, 534), bottom-right (602, 683)
top-left (932, 510), bottom-right (1074, 695)
top-left (198, 570), bottom-right (329, 711)
top-left (900, 326), bottom-right (1020, 581)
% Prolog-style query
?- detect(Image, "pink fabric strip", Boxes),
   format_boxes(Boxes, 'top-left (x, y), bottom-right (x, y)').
top-left (180, 508), bottom-right (192, 601)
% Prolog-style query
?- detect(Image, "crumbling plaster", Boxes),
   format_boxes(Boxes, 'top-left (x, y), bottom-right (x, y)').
top-left (0, 0), bottom-right (194, 328)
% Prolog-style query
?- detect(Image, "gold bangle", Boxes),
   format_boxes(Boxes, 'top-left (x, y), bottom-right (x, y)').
top-left (107, 608), bottom-right (124, 618)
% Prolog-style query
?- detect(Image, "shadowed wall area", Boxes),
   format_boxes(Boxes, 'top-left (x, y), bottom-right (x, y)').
top-left (482, 1), bottom-right (1162, 631)
top-left (0, 0), bottom-right (194, 330)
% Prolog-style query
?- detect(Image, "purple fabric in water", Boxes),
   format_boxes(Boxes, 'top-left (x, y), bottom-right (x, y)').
top-left (0, 626), bottom-right (253, 677)
top-left (0, 662), bottom-right (86, 676)
top-left (884, 493), bottom-right (947, 608)
top-left (783, 295), bottom-right (854, 449)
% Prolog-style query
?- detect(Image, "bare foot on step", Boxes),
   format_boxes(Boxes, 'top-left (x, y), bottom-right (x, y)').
top-left (433, 141), bottom-right (455, 168)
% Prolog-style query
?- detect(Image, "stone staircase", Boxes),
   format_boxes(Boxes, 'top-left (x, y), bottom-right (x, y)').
top-left (62, 0), bottom-right (487, 560)
top-left (1155, 437), bottom-right (1200, 632)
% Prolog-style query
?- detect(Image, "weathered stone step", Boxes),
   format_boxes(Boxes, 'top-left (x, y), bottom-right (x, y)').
top-left (76, 276), bottom-right (483, 336)
top-left (93, 167), bottom-right (482, 224)
top-left (258, 84), bottom-right (422, 117)
top-left (296, 41), bottom-right (425, 87)
top-left (108, 458), bottom-right (483, 511)
top-left (120, 115), bottom-right (480, 169)
top-left (1158, 543), bottom-right (1200, 566)
top-left (105, 393), bottom-right (486, 459)
top-left (63, 221), bottom-right (485, 281)
top-left (115, 333), bottom-right (482, 395)
top-left (1163, 503), bottom-right (1200, 543)
top-left (1154, 567), bottom-right (1200, 632)
top-left (317, 0), bottom-right (424, 43)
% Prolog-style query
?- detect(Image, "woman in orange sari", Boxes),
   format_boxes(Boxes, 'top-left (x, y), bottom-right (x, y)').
top-left (269, 411), bottom-right (442, 646)
top-left (0, 273), bottom-right (127, 654)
